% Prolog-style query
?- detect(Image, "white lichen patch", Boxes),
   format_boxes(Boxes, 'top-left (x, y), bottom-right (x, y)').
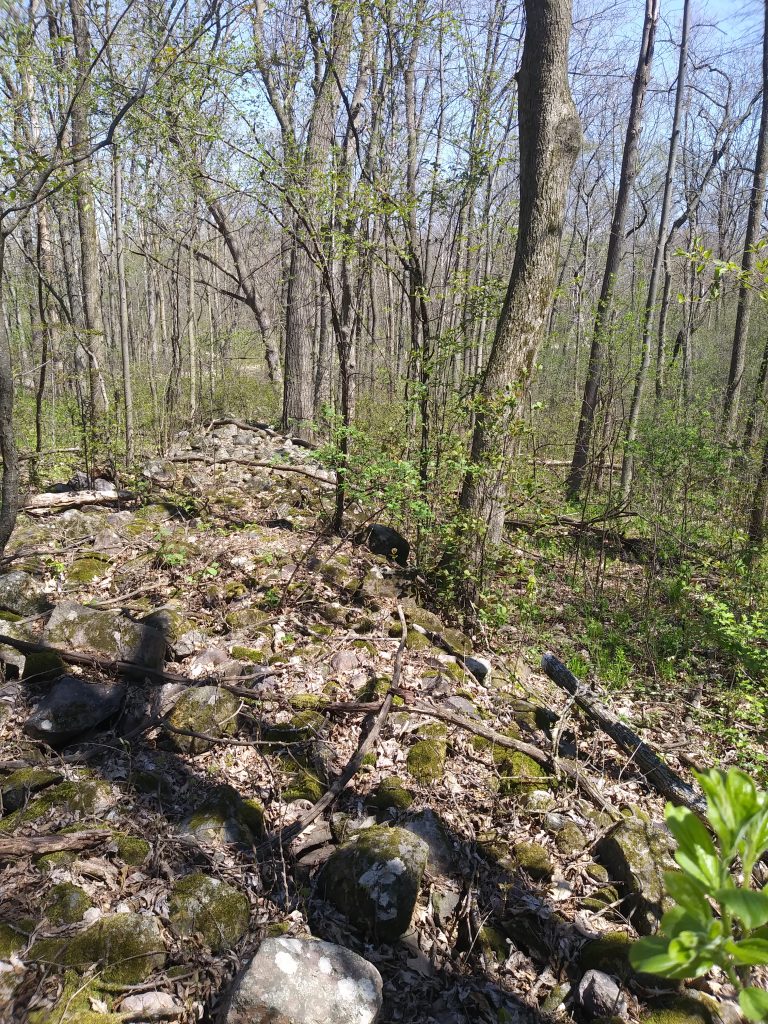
top-left (274, 951), bottom-right (298, 975)
top-left (318, 956), bottom-right (333, 975)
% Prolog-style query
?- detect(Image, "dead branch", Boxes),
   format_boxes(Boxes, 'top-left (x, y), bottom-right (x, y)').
top-left (23, 488), bottom-right (133, 514)
top-left (541, 652), bottom-right (707, 818)
top-left (167, 453), bottom-right (334, 487)
top-left (0, 829), bottom-right (107, 860)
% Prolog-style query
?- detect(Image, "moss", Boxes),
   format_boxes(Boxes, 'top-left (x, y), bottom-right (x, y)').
top-left (67, 554), bottom-right (111, 584)
top-left (22, 650), bottom-right (66, 681)
top-left (621, 803), bottom-right (651, 824)
top-left (26, 971), bottom-right (117, 1024)
top-left (0, 610), bottom-right (21, 622)
top-left (225, 581), bottom-right (247, 599)
top-left (0, 920), bottom-right (31, 958)
top-left (478, 924), bottom-right (508, 961)
top-left (283, 768), bottom-right (325, 803)
top-left (586, 862), bottom-right (610, 883)
top-left (169, 872), bottom-right (249, 952)
top-left (224, 606), bottom-right (274, 631)
top-left (441, 627), bottom-right (472, 656)
top-left (308, 623), bottom-right (334, 638)
top-left (356, 676), bottom-right (390, 702)
top-left (1, 766), bottom-right (61, 811)
top-left (643, 996), bottom-right (716, 1024)
top-left (476, 830), bottom-right (507, 865)
top-left (45, 882), bottom-right (93, 925)
top-left (578, 931), bottom-right (633, 979)
top-left (288, 693), bottom-right (329, 711)
top-left (230, 644), bottom-right (267, 664)
top-left (166, 686), bottom-right (239, 754)
top-left (497, 751), bottom-right (550, 797)
top-left (405, 628), bottom-right (432, 652)
top-left (109, 832), bottom-right (150, 865)
top-left (240, 798), bottom-right (265, 838)
top-left (555, 822), bottom-right (588, 855)
top-left (264, 921), bottom-right (291, 937)
top-left (29, 913), bottom-right (166, 985)
top-left (406, 729), bottom-right (447, 784)
top-left (361, 752), bottom-right (377, 767)
top-left (0, 779), bottom-right (113, 834)
top-left (581, 884), bottom-right (621, 911)
top-left (352, 616), bottom-right (376, 634)
top-left (266, 709), bottom-right (327, 745)
top-left (369, 776), bottom-right (413, 811)
top-left (513, 841), bottom-right (553, 881)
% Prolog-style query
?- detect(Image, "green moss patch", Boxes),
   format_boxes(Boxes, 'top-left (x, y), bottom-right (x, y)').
top-left (169, 872), bottom-right (249, 951)
top-left (406, 725), bottom-right (447, 784)
top-left (512, 841), bottom-right (553, 881)
top-left (45, 882), bottom-right (93, 925)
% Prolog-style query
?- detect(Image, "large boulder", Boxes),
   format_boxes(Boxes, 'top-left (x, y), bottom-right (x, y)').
top-left (44, 601), bottom-right (166, 672)
top-left (168, 873), bottom-right (249, 951)
top-left (165, 686), bottom-right (239, 754)
top-left (219, 936), bottom-right (382, 1024)
top-left (596, 818), bottom-right (676, 934)
top-left (318, 825), bottom-right (428, 942)
top-left (24, 675), bottom-right (126, 745)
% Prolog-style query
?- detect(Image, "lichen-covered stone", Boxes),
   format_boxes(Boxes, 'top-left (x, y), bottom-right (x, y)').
top-left (525, 789), bottom-right (556, 813)
top-left (498, 751), bottom-right (550, 797)
top-left (219, 936), bottom-right (383, 1024)
top-left (1, 766), bottom-right (61, 812)
top-left (0, 570), bottom-right (48, 616)
top-left (403, 809), bottom-right (457, 875)
top-left (555, 822), bottom-right (588, 855)
top-left (369, 777), bottom-right (413, 811)
top-left (24, 675), bottom-right (126, 746)
top-left (319, 825), bottom-right (429, 941)
top-left (406, 724), bottom-right (447, 784)
top-left (45, 882), bottom-right (92, 925)
top-left (179, 786), bottom-right (259, 848)
top-left (44, 601), bottom-right (166, 672)
top-left (29, 913), bottom-right (166, 984)
top-left (108, 831), bottom-right (151, 865)
top-left (513, 841), bottom-right (553, 881)
top-left (166, 685), bottom-right (239, 754)
top-left (169, 872), bottom-right (249, 951)
top-left (596, 819), bottom-right (675, 935)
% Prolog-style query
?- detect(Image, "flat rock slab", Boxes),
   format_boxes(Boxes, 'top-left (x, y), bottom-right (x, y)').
top-left (24, 674), bottom-right (126, 745)
top-left (44, 601), bottom-right (166, 672)
top-left (219, 936), bottom-right (382, 1024)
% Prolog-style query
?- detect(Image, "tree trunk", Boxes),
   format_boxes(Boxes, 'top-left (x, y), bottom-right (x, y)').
top-left (723, 0), bottom-right (768, 441)
top-left (458, 0), bottom-right (581, 580)
top-left (567, 0), bottom-right (659, 499)
top-left (620, 0), bottom-right (690, 498)
top-left (113, 145), bottom-right (134, 464)
top-left (0, 235), bottom-right (20, 554)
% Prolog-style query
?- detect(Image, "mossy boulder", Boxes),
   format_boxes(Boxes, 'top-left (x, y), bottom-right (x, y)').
top-left (405, 627), bottom-right (432, 652)
top-left (513, 841), bottom-right (553, 881)
top-left (1, 766), bottom-right (61, 812)
top-left (44, 601), bottom-right (166, 672)
top-left (318, 825), bottom-right (429, 941)
top-left (225, 606), bottom-right (274, 632)
top-left (165, 685), bottom-right (239, 754)
top-left (643, 995), bottom-right (719, 1024)
top-left (406, 723), bottom-right (447, 784)
top-left (578, 931), bottom-right (633, 979)
top-left (231, 644), bottom-right (267, 665)
top-left (29, 913), bottom-right (166, 984)
top-left (67, 553), bottom-right (112, 585)
top-left (22, 649), bottom-right (66, 681)
top-left (369, 777), bottom-right (413, 811)
top-left (179, 785), bottom-right (260, 847)
top-left (596, 819), bottom-right (676, 934)
top-left (394, 601), bottom-right (444, 635)
top-left (169, 872), bottom-right (249, 951)
top-left (108, 831), bottom-right (151, 865)
top-left (0, 920), bottom-right (31, 958)
top-left (581, 884), bottom-right (621, 912)
top-left (0, 778), bottom-right (115, 834)
top-left (498, 751), bottom-right (550, 797)
top-left (45, 882), bottom-right (93, 925)
top-left (0, 570), bottom-right (48, 616)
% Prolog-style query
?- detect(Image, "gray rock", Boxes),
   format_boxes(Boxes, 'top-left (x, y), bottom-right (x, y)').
top-left (0, 571), bottom-right (47, 616)
top-left (403, 809), bottom-right (458, 875)
top-left (165, 685), bottom-right (239, 754)
top-left (219, 936), bottom-right (382, 1024)
top-left (462, 656), bottom-right (491, 683)
top-left (330, 650), bottom-right (360, 674)
top-left (318, 825), bottom-right (429, 941)
top-left (24, 674), bottom-right (126, 745)
top-left (596, 818), bottom-right (676, 934)
top-left (142, 460), bottom-right (176, 486)
top-left (179, 785), bottom-right (262, 848)
top-left (93, 477), bottom-right (114, 492)
top-left (119, 993), bottom-right (180, 1017)
top-left (577, 969), bottom-right (629, 1018)
top-left (168, 872), bottom-right (249, 951)
top-left (444, 695), bottom-right (477, 717)
top-left (45, 601), bottom-right (166, 672)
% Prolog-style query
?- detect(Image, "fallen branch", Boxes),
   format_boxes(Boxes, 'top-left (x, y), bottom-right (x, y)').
top-left (541, 652), bottom-right (707, 818)
top-left (0, 829), bottom-right (107, 860)
top-left (207, 417), bottom-right (318, 450)
top-left (261, 606), bottom-right (408, 851)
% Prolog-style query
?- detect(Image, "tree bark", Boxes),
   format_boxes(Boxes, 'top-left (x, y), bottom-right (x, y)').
top-left (567, 0), bottom-right (659, 499)
top-left (113, 144), bottom-right (134, 463)
top-left (458, 0), bottom-right (581, 580)
top-left (0, 235), bottom-right (20, 554)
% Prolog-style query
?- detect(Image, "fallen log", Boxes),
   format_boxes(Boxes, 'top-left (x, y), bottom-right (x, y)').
top-left (0, 829), bottom-right (107, 861)
top-left (541, 651), bottom-right (707, 818)
top-left (23, 487), bottom-right (132, 514)
top-left (167, 453), bottom-right (334, 487)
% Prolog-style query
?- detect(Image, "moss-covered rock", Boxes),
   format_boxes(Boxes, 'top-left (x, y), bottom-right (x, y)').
top-left (169, 872), bottom-right (249, 951)
top-left (554, 822), bottom-right (588, 855)
top-left (1, 766), bottom-right (61, 812)
top-left (0, 778), bottom-right (115, 834)
top-left (642, 995), bottom-right (718, 1024)
top-left (478, 924), bottom-right (509, 961)
top-left (406, 724), bottom-right (447, 784)
top-left (29, 913), bottom-right (166, 985)
top-left (225, 606), bottom-right (275, 632)
top-left (578, 931), bottom-right (633, 979)
top-left (22, 649), bottom-right (66, 681)
top-left (369, 777), bottom-right (413, 811)
top-left (405, 627), bottom-right (432, 652)
top-left (231, 644), bottom-right (267, 665)
top-left (165, 685), bottom-right (239, 754)
top-left (391, 601), bottom-right (444, 635)
top-left (108, 831), bottom-right (151, 865)
top-left (513, 841), bottom-right (553, 881)
top-left (45, 882), bottom-right (93, 925)
top-left (596, 819), bottom-right (676, 935)
top-left (318, 825), bottom-right (429, 941)
top-left (0, 920), bottom-right (31, 958)
top-left (67, 553), bottom-right (111, 584)
top-left (586, 862), bottom-right (610, 883)
top-left (581, 884), bottom-right (621, 912)
top-left (497, 751), bottom-right (550, 797)
top-left (44, 601), bottom-right (165, 672)
top-left (0, 570), bottom-right (48, 616)
top-left (179, 785), bottom-right (259, 848)
top-left (524, 789), bottom-right (556, 813)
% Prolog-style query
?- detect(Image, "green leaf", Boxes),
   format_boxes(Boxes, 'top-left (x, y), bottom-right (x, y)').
top-left (726, 938), bottom-right (768, 966)
top-left (695, 769), bottom-right (738, 851)
top-left (717, 888), bottom-right (768, 930)
top-left (666, 804), bottom-right (723, 888)
top-left (740, 987), bottom-right (768, 1022)
top-left (664, 870), bottom-right (712, 923)
top-left (629, 937), bottom-right (688, 977)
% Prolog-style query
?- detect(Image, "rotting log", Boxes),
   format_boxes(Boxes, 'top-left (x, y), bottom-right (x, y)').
top-left (23, 487), bottom-right (132, 514)
top-left (541, 651), bottom-right (707, 818)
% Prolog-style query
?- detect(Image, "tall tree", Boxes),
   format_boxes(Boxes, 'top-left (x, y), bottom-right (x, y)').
top-left (567, 0), bottom-right (659, 499)
top-left (458, 0), bottom-right (581, 579)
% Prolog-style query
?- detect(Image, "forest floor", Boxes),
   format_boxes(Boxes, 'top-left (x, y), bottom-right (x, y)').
top-left (0, 419), bottom-right (757, 1024)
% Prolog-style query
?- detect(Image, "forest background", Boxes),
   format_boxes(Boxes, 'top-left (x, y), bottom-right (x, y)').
top-left (1, 0), bottom-right (768, 778)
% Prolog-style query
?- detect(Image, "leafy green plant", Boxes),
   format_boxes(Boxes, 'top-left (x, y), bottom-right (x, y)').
top-left (630, 768), bottom-right (768, 1021)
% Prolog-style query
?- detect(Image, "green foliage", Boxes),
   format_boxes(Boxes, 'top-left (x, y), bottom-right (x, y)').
top-left (630, 769), bottom-right (768, 1020)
